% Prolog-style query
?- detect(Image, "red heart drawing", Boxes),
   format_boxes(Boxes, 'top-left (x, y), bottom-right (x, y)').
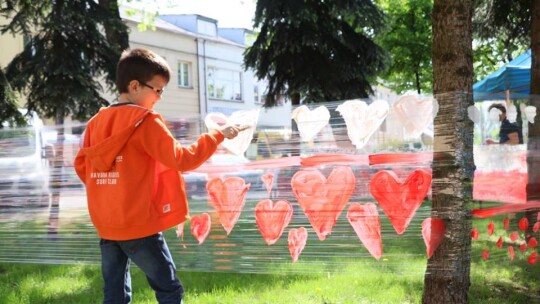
top-left (206, 177), bottom-right (250, 235)
top-left (421, 218), bottom-right (445, 258)
top-left (503, 218), bottom-right (509, 230)
top-left (508, 246), bottom-right (515, 261)
top-left (288, 227), bottom-right (308, 263)
top-left (528, 252), bottom-right (538, 265)
top-left (487, 221), bottom-right (495, 236)
top-left (528, 237), bottom-right (538, 249)
top-left (482, 249), bottom-right (489, 260)
top-left (533, 222), bottom-right (540, 233)
top-left (291, 167), bottom-right (356, 240)
top-left (190, 213), bottom-right (211, 245)
top-left (470, 228), bottom-right (479, 240)
top-left (518, 217), bottom-right (529, 231)
top-left (346, 203), bottom-right (383, 260)
top-left (261, 173), bottom-right (274, 195)
top-left (369, 169), bottom-right (432, 235)
top-left (510, 231), bottom-right (519, 242)
top-left (255, 199), bottom-right (293, 245)
top-left (496, 236), bottom-right (503, 248)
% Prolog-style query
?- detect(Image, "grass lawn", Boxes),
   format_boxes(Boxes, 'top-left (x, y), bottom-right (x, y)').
top-left (0, 201), bottom-right (539, 303)
top-left (0, 248), bottom-right (538, 304)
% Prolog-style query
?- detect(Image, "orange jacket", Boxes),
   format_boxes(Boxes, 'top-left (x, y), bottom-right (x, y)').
top-left (74, 103), bottom-right (224, 240)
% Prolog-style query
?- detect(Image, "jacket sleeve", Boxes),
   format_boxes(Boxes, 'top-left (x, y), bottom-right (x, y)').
top-left (74, 128), bottom-right (91, 184)
top-left (140, 115), bottom-right (225, 172)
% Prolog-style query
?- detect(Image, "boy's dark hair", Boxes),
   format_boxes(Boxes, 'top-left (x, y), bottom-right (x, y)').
top-left (116, 48), bottom-right (171, 93)
top-left (488, 103), bottom-right (506, 114)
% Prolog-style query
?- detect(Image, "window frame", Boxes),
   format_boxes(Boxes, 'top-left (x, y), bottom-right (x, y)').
top-left (207, 66), bottom-right (243, 102)
top-left (177, 61), bottom-right (191, 88)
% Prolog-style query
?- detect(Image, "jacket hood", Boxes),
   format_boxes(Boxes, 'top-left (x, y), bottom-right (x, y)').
top-left (79, 104), bottom-right (150, 172)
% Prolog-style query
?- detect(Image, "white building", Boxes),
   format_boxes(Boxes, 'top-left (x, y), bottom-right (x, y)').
top-left (159, 14), bottom-right (292, 130)
top-left (1, 11), bottom-right (292, 132)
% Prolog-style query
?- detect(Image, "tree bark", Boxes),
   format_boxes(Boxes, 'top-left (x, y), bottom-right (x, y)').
top-left (423, 1), bottom-right (474, 303)
top-left (526, 0), bottom-right (540, 229)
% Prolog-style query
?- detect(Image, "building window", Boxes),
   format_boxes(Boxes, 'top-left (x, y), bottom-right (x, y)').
top-left (178, 62), bottom-right (191, 88)
top-left (207, 67), bottom-right (243, 101)
top-left (197, 19), bottom-right (217, 36)
top-left (254, 81), bottom-right (268, 105)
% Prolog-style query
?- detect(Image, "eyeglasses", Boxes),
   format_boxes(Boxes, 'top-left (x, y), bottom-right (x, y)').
top-left (139, 81), bottom-right (165, 96)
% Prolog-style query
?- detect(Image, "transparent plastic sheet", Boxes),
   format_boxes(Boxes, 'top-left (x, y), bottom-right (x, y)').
top-left (0, 94), bottom-right (538, 274)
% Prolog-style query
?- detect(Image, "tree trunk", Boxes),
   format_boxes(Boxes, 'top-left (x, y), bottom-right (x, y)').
top-left (423, 1), bottom-right (474, 303)
top-left (525, 0), bottom-right (540, 230)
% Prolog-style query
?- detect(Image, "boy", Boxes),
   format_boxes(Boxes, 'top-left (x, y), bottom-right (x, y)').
top-left (74, 48), bottom-right (241, 303)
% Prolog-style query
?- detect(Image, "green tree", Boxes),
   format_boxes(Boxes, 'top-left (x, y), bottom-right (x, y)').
top-left (244, 0), bottom-right (388, 106)
top-left (0, 68), bottom-right (25, 127)
top-left (472, 0), bottom-right (530, 82)
top-left (376, 0), bottom-right (433, 94)
top-left (0, 0), bottom-right (127, 124)
top-left (423, 0), bottom-right (474, 302)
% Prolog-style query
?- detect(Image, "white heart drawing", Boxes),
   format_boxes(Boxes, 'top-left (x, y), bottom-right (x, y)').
top-left (525, 106), bottom-right (537, 124)
top-left (393, 95), bottom-right (438, 138)
top-left (291, 105), bottom-right (330, 142)
top-left (507, 104), bottom-right (518, 123)
top-left (336, 99), bottom-right (389, 149)
top-left (488, 107), bottom-right (502, 124)
top-left (467, 105), bottom-right (481, 125)
top-left (204, 109), bottom-right (260, 156)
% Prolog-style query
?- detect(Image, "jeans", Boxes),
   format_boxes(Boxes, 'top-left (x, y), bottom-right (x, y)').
top-left (100, 233), bottom-right (183, 304)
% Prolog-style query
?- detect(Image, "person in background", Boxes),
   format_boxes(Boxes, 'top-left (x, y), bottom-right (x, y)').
top-left (75, 48), bottom-right (241, 304)
top-left (485, 103), bottom-right (523, 145)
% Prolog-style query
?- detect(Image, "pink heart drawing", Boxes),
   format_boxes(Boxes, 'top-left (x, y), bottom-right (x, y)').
top-left (487, 221), bottom-right (495, 236)
top-left (204, 109), bottom-right (259, 155)
top-left (346, 203), bottom-right (383, 260)
top-left (508, 246), bottom-right (515, 261)
top-left (510, 231), bottom-right (519, 242)
top-left (206, 177), bottom-right (250, 235)
top-left (422, 218), bottom-right (445, 258)
top-left (261, 172), bottom-right (274, 195)
top-left (518, 217), bottom-right (529, 231)
top-left (369, 169), bottom-right (432, 234)
top-left (291, 167), bottom-right (356, 240)
top-left (528, 252), bottom-right (538, 265)
top-left (470, 228), bottom-right (479, 240)
top-left (482, 249), bottom-right (489, 260)
top-left (528, 237), bottom-right (538, 249)
top-left (255, 199), bottom-right (293, 245)
top-left (288, 227), bottom-right (308, 263)
top-left (496, 236), bottom-right (503, 248)
top-left (190, 213), bottom-right (211, 245)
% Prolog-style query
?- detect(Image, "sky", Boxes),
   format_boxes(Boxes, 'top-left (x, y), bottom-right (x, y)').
top-left (124, 0), bottom-right (257, 29)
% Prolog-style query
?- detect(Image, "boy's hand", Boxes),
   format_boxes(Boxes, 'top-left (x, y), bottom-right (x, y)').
top-left (219, 125), bottom-right (242, 139)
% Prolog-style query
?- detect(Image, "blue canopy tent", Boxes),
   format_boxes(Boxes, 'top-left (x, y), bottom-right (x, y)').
top-left (473, 49), bottom-right (531, 101)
